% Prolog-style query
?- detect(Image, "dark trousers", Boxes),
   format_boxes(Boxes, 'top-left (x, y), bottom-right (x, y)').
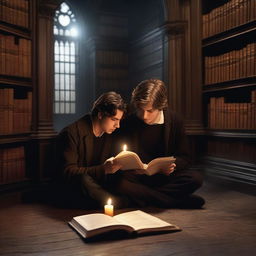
top-left (106, 169), bottom-right (203, 207)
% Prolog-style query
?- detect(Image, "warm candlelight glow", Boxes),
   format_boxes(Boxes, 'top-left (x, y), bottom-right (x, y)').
top-left (104, 198), bottom-right (114, 216)
top-left (123, 144), bottom-right (127, 151)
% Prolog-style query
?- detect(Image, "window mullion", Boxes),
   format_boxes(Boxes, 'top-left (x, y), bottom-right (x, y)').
top-left (53, 2), bottom-right (77, 115)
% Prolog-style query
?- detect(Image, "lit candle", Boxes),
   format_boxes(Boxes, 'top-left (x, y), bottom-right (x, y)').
top-left (104, 198), bottom-right (114, 216)
top-left (123, 144), bottom-right (127, 151)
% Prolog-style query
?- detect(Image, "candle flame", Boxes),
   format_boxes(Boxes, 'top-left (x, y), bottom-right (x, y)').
top-left (107, 198), bottom-right (112, 205)
top-left (123, 144), bottom-right (127, 151)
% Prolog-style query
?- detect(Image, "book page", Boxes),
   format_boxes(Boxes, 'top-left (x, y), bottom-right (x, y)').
top-left (114, 151), bottom-right (145, 170)
top-left (73, 213), bottom-right (122, 231)
top-left (114, 210), bottom-right (178, 234)
top-left (146, 157), bottom-right (176, 175)
top-left (71, 213), bottom-right (134, 238)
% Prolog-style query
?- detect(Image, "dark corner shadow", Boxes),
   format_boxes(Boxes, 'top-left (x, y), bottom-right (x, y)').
top-left (20, 183), bottom-right (98, 221)
top-left (204, 175), bottom-right (256, 196)
top-left (20, 182), bottom-right (205, 224)
top-left (20, 182), bottom-right (169, 222)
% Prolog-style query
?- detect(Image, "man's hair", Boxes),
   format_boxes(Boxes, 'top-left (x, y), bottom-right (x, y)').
top-left (131, 78), bottom-right (168, 110)
top-left (91, 91), bottom-right (126, 118)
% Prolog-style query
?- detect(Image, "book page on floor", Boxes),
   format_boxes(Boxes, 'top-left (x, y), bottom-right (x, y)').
top-left (69, 210), bottom-right (181, 239)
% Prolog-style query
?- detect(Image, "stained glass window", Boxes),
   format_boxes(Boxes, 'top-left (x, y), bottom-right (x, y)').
top-left (53, 2), bottom-right (78, 114)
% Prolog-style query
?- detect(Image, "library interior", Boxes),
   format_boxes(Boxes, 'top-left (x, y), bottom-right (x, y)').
top-left (0, 0), bottom-right (255, 255)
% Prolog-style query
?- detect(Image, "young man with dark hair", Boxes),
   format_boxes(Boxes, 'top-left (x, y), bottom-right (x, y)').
top-left (57, 91), bottom-right (128, 208)
top-left (112, 79), bottom-right (205, 208)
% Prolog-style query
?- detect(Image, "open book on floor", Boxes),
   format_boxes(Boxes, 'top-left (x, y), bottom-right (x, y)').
top-left (69, 210), bottom-right (181, 239)
top-left (108, 150), bottom-right (176, 176)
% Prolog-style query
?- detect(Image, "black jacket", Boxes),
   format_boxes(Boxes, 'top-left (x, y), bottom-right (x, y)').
top-left (58, 114), bottom-right (113, 184)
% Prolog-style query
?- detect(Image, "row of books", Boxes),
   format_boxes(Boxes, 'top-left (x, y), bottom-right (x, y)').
top-left (0, 146), bottom-right (26, 185)
top-left (207, 139), bottom-right (256, 163)
top-left (0, 34), bottom-right (32, 78)
top-left (204, 42), bottom-right (255, 85)
top-left (202, 0), bottom-right (255, 39)
top-left (207, 90), bottom-right (256, 130)
top-left (0, 88), bottom-right (32, 134)
top-left (0, 0), bottom-right (29, 28)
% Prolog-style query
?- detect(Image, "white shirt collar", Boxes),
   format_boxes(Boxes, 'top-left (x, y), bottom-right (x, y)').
top-left (151, 110), bottom-right (164, 125)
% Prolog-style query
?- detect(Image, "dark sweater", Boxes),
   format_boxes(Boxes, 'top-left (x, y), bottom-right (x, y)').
top-left (116, 109), bottom-right (190, 171)
top-left (135, 120), bottom-right (165, 163)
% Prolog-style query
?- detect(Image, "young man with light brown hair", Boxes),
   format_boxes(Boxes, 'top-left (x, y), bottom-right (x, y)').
top-left (112, 79), bottom-right (205, 208)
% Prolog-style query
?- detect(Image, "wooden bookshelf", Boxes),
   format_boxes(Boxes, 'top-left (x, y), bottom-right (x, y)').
top-left (0, 23), bottom-right (31, 38)
top-left (96, 49), bottom-right (129, 96)
top-left (202, 76), bottom-right (255, 92)
top-left (206, 130), bottom-right (256, 138)
top-left (0, 34), bottom-right (32, 78)
top-left (202, 0), bottom-right (255, 39)
top-left (0, 0), bottom-right (30, 30)
top-left (0, 0), bottom-right (33, 188)
top-left (0, 76), bottom-right (32, 88)
top-left (0, 133), bottom-right (32, 144)
top-left (202, 20), bottom-right (256, 47)
top-left (202, 0), bottom-right (256, 185)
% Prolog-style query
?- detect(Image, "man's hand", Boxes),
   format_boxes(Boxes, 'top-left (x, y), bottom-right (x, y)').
top-left (159, 163), bottom-right (176, 176)
top-left (103, 158), bottom-right (122, 174)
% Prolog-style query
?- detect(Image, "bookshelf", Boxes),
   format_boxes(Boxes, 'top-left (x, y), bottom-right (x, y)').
top-left (202, 0), bottom-right (256, 184)
top-left (96, 49), bottom-right (129, 96)
top-left (0, 0), bottom-right (33, 189)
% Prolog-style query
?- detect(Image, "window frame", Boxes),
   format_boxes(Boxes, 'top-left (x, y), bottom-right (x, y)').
top-left (53, 1), bottom-right (78, 115)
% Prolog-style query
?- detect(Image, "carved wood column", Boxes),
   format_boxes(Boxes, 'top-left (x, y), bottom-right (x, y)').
top-left (31, 0), bottom-right (60, 181)
top-left (183, 0), bottom-right (204, 134)
top-left (163, 0), bottom-right (204, 135)
top-left (162, 0), bottom-right (204, 163)
top-left (163, 22), bottom-right (187, 116)
top-left (35, 1), bottom-right (58, 136)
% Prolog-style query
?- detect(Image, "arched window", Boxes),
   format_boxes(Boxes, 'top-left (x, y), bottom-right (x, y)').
top-left (53, 2), bottom-right (78, 114)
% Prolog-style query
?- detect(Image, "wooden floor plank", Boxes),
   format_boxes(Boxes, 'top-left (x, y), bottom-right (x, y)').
top-left (0, 180), bottom-right (255, 256)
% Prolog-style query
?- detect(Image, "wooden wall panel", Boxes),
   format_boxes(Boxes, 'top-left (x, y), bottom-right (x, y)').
top-left (86, 11), bottom-right (129, 99)
top-left (130, 33), bottom-right (164, 87)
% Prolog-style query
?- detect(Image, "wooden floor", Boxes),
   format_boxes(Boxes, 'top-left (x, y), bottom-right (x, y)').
top-left (0, 178), bottom-right (255, 256)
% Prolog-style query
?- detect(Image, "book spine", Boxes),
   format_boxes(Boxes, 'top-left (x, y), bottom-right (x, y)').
top-left (252, 90), bottom-right (256, 129)
top-left (0, 149), bottom-right (3, 184)
top-left (0, 89), bottom-right (4, 134)
top-left (209, 97), bottom-right (216, 129)
top-left (237, 47), bottom-right (241, 79)
top-left (3, 89), bottom-right (9, 134)
top-left (28, 91), bottom-right (32, 131)
top-left (0, 146), bottom-right (26, 184)
top-left (2, 148), bottom-right (8, 184)
top-left (0, 0), bottom-right (29, 28)
top-left (8, 88), bottom-right (14, 134)
top-left (220, 97), bottom-right (225, 129)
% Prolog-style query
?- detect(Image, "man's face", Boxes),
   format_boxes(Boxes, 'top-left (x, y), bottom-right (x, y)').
top-left (136, 103), bottom-right (160, 125)
top-left (99, 109), bottom-right (123, 134)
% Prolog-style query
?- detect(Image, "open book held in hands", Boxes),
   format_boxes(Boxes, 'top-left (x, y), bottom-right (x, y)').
top-left (69, 210), bottom-right (181, 239)
top-left (109, 150), bottom-right (176, 176)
